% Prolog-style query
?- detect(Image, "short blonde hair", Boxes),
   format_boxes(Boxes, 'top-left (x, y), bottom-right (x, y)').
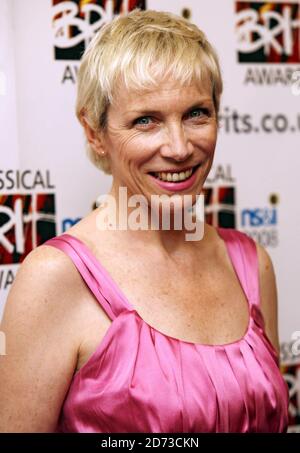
top-left (76, 9), bottom-right (223, 175)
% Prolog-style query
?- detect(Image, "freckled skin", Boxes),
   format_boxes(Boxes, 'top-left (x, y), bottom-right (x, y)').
top-left (0, 79), bottom-right (280, 433)
top-left (98, 79), bottom-right (218, 214)
top-left (80, 80), bottom-right (281, 355)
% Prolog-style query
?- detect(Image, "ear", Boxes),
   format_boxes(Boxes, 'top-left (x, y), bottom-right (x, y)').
top-left (80, 113), bottom-right (106, 157)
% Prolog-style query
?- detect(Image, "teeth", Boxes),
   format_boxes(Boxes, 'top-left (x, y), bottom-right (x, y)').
top-left (154, 167), bottom-right (194, 182)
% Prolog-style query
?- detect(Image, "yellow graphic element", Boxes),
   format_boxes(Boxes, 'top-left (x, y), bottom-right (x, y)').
top-left (260, 3), bottom-right (273, 16)
top-left (80, 0), bottom-right (96, 7)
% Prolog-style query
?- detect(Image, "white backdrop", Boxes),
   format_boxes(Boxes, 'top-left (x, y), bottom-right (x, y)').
top-left (1, 0), bottom-right (299, 430)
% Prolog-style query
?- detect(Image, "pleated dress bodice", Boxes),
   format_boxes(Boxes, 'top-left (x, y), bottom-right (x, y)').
top-left (44, 227), bottom-right (289, 433)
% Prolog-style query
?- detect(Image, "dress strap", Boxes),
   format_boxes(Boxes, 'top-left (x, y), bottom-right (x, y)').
top-left (43, 233), bottom-right (133, 320)
top-left (216, 227), bottom-right (260, 308)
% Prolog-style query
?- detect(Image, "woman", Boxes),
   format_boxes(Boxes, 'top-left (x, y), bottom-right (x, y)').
top-left (0, 9), bottom-right (289, 432)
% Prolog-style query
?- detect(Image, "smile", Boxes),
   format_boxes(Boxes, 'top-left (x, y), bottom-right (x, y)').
top-left (147, 164), bottom-right (202, 192)
top-left (148, 164), bottom-right (201, 183)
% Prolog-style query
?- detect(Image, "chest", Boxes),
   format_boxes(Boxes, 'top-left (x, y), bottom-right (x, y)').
top-left (88, 248), bottom-right (250, 345)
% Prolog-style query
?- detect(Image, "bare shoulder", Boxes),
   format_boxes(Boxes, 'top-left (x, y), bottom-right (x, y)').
top-left (6, 241), bottom-right (87, 318)
top-left (255, 241), bottom-right (280, 355)
top-left (0, 243), bottom-right (86, 432)
top-left (19, 241), bottom-right (75, 281)
top-left (201, 226), bottom-right (280, 355)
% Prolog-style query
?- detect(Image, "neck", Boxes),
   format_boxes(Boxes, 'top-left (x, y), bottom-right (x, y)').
top-left (94, 183), bottom-right (210, 257)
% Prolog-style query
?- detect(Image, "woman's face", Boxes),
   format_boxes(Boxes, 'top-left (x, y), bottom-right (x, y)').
top-left (98, 77), bottom-right (218, 207)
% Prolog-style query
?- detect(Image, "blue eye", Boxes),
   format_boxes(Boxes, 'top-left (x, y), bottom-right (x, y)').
top-left (135, 116), bottom-right (152, 125)
top-left (188, 108), bottom-right (208, 118)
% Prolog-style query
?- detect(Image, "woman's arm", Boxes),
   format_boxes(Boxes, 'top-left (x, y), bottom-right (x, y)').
top-left (0, 245), bottom-right (82, 432)
top-left (256, 242), bottom-right (280, 356)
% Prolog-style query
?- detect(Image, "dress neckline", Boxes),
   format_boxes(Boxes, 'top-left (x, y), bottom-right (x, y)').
top-left (60, 226), bottom-right (253, 348)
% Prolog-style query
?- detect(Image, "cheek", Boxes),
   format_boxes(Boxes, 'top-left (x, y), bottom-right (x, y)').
top-left (111, 131), bottom-right (158, 166)
top-left (207, 133), bottom-right (218, 153)
top-left (108, 132), bottom-right (139, 164)
top-left (192, 127), bottom-right (217, 155)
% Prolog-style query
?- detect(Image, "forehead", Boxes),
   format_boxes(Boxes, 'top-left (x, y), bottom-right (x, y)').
top-left (111, 78), bottom-right (213, 114)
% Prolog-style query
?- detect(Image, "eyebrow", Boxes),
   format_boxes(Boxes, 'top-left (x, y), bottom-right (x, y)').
top-left (126, 98), bottom-right (214, 116)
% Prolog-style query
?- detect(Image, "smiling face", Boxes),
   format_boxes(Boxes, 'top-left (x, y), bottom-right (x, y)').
top-left (90, 77), bottom-right (218, 212)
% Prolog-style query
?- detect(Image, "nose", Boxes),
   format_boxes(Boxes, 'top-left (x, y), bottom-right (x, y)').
top-left (159, 123), bottom-right (194, 162)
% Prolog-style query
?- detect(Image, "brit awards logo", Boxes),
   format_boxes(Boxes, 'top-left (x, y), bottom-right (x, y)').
top-left (0, 170), bottom-right (56, 291)
top-left (0, 194), bottom-right (56, 265)
top-left (52, 0), bottom-right (147, 83)
top-left (235, 1), bottom-right (300, 85)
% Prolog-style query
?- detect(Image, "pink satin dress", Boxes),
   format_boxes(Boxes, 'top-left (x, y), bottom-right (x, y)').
top-left (44, 227), bottom-right (289, 432)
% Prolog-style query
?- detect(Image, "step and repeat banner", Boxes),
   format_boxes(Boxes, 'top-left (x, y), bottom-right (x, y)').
top-left (0, 0), bottom-right (299, 431)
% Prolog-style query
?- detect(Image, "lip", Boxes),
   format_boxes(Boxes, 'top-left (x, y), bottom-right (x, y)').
top-left (148, 163), bottom-right (201, 192)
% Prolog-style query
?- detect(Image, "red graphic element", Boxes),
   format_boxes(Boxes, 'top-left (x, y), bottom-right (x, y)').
top-left (52, 0), bottom-right (147, 60)
top-left (236, 2), bottom-right (300, 63)
top-left (202, 186), bottom-right (236, 228)
top-left (0, 194), bottom-right (56, 265)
